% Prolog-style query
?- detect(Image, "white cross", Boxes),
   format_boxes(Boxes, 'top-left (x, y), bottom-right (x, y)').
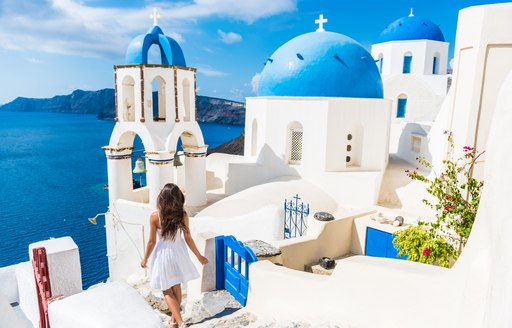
top-left (150, 8), bottom-right (161, 26)
top-left (409, 8), bottom-right (414, 17)
top-left (315, 14), bottom-right (328, 32)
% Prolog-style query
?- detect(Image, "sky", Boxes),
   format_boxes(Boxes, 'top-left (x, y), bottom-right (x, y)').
top-left (0, 0), bottom-right (508, 104)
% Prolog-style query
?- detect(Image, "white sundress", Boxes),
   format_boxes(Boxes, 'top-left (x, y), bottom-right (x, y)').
top-left (149, 213), bottom-right (199, 290)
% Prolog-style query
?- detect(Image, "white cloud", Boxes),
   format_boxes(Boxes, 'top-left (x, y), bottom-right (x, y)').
top-left (162, 0), bottom-right (297, 24)
top-left (217, 29), bottom-right (242, 44)
top-left (196, 65), bottom-right (228, 77)
top-left (0, 0), bottom-right (296, 58)
top-left (251, 72), bottom-right (261, 94)
top-left (25, 57), bottom-right (45, 64)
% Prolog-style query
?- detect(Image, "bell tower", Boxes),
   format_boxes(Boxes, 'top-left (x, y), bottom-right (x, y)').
top-left (104, 11), bottom-right (207, 209)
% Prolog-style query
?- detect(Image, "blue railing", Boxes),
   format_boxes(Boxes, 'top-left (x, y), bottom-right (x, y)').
top-left (284, 194), bottom-right (310, 239)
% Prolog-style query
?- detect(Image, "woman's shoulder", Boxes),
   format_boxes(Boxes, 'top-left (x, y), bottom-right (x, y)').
top-left (150, 211), bottom-right (160, 224)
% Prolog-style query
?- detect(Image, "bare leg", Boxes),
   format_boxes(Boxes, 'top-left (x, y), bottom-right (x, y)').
top-left (163, 287), bottom-right (183, 325)
top-left (171, 284), bottom-right (182, 309)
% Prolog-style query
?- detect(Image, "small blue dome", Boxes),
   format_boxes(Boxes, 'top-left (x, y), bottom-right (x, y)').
top-left (125, 25), bottom-right (186, 66)
top-left (258, 32), bottom-right (383, 98)
top-left (377, 15), bottom-right (445, 43)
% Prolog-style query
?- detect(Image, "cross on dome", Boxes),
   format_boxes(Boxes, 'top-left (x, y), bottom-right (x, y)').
top-left (315, 14), bottom-right (328, 32)
top-left (409, 8), bottom-right (414, 17)
top-left (151, 8), bottom-right (161, 26)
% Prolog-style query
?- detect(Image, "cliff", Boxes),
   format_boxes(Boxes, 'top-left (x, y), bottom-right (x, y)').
top-left (0, 89), bottom-right (246, 125)
top-left (208, 132), bottom-right (245, 155)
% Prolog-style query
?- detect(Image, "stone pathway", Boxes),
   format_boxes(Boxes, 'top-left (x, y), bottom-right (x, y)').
top-left (130, 278), bottom-right (343, 327)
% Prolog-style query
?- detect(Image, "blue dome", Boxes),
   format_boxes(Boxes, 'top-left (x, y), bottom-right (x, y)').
top-left (377, 15), bottom-right (445, 43)
top-left (258, 32), bottom-right (383, 99)
top-left (125, 25), bottom-right (186, 66)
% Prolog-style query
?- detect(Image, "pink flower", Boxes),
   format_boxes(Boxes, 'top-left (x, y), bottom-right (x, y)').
top-left (416, 167), bottom-right (419, 170)
top-left (405, 170), bottom-right (410, 173)
top-left (444, 205), bottom-right (455, 211)
top-left (443, 130), bottom-right (450, 135)
top-left (444, 195), bottom-right (451, 200)
top-left (463, 146), bottom-right (474, 152)
top-left (422, 248), bottom-right (431, 257)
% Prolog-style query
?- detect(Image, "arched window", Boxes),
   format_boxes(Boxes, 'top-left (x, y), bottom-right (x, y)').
top-left (152, 76), bottom-right (166, 121)
top-left (377, 53), bottom-right (384, 74)
top-left (122, 76), bottom-right (135, 122)
top-left (147, 44), bottom-right (163, 65)
top-left (432, 52), bottom-right (440, 75)
top-left (397, 94), bottom-right (408, 118)
top-left (251, 119), bottom-right (258, 156)
top-left (288, 121), bottom-right (303, 164)
top-left (403, 52), bottom-right (412, 74)
top-left (183, 79), bottom-right (191, 121)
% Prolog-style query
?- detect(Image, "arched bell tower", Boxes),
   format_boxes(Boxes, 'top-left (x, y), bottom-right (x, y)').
top-left (105, 12), bottom-right (207, 209)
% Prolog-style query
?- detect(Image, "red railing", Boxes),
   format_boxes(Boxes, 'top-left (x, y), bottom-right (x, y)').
top-left (32, 247), bottom-right (52, 328)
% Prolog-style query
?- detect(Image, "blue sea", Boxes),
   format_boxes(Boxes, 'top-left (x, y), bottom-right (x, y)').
top-left (0, 111), bottom-right (243, 288)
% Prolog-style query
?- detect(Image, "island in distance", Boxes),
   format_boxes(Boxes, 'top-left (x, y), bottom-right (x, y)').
top-left (0, 88), bottom-right (246, 126)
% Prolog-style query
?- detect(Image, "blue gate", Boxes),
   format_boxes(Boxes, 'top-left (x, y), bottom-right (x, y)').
top-left (215, 235), bottom-right (258, 306)
top-left (284, 194), bottom-right (310, 239)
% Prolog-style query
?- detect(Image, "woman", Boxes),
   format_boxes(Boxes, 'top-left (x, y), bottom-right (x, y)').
top-left (141, 183), bottom-right (208, 328)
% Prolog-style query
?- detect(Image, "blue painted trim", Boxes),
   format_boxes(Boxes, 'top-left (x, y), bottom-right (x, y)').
top-left (397, 98), bottom-right (407, 118)
top-left (403, 56), bottom-right (412, 74)
top-left (215, 235), bottom-right (225, 290)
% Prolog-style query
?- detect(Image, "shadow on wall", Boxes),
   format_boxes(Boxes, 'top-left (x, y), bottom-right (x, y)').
top-left (224, 144), bottom-right (300, 195)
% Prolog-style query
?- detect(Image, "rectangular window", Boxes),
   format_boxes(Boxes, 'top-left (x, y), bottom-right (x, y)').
top-left (397, 98), bottom-right (407, 118)
top-left (432, 57), bottom-right (438, 74)
top-left (411, 135), bottom-right (422, 153)
top-left (290, 129), bottom-right (303, 164)
top-left (403, 56), bottom-right (412, 74)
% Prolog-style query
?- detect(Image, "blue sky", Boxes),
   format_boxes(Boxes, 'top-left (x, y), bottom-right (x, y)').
top-left (0, 0), bottom-right (507, 104)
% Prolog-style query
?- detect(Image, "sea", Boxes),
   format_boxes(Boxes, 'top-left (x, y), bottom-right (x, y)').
top-left (0, 111), bottom-right (244, 288)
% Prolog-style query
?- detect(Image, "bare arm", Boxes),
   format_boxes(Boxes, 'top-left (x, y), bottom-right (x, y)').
top-left (140, 212), bottom-right (158, 268)
top-left (183, 214), bottom-right (208, 265)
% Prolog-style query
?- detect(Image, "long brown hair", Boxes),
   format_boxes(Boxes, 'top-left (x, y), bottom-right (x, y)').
top-left (157, 183), bottom-right (188, 241)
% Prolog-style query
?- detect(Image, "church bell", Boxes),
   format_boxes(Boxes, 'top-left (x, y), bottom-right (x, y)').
top-left (132, 156), bottom-right (147, 174)
top-left (173, 152), bottom-right (183, 167)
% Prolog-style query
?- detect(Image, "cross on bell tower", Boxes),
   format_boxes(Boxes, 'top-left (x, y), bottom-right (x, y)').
top-left (315, 14), bottom-right (328, 32)
top-left (151, 8), bottom-right (161, 26)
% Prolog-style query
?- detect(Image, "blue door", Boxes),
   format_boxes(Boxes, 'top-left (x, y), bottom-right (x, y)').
top-left (403, 55), bottom-right (412, 74)
top-left (215, 235), bottom-right (258, 306)
top-left (365, 227), bottom-right (406, 260)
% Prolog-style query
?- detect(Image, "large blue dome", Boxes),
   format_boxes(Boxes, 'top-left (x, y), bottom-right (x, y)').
top-left (377, 14), bottom-right (445, 43)
top-left (258, 32), bottom-right (383, 98)
top-left (125, 25), bottom-right (186, 66)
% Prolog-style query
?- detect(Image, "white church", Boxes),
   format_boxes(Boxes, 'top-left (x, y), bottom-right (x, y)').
top-left (4, 3), bottom-right (512, 328)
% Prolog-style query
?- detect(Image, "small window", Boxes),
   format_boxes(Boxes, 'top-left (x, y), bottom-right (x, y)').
top-left (347, 134), bottom-right (353, 141)
top-left (347, 145), bottom-right (352, 152)
top-left (397, 97), bottom-right (407, 118)
top-left (346, 156), bottom-right (351, 163)
top-left (290, 128), bottom-right (303, 164)
top-left (403, 55), bottom-right (412, 74)
top-left (411, 136), bottom-right (421, 153)
top-left (432, 56), bottom-right (438, 75)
